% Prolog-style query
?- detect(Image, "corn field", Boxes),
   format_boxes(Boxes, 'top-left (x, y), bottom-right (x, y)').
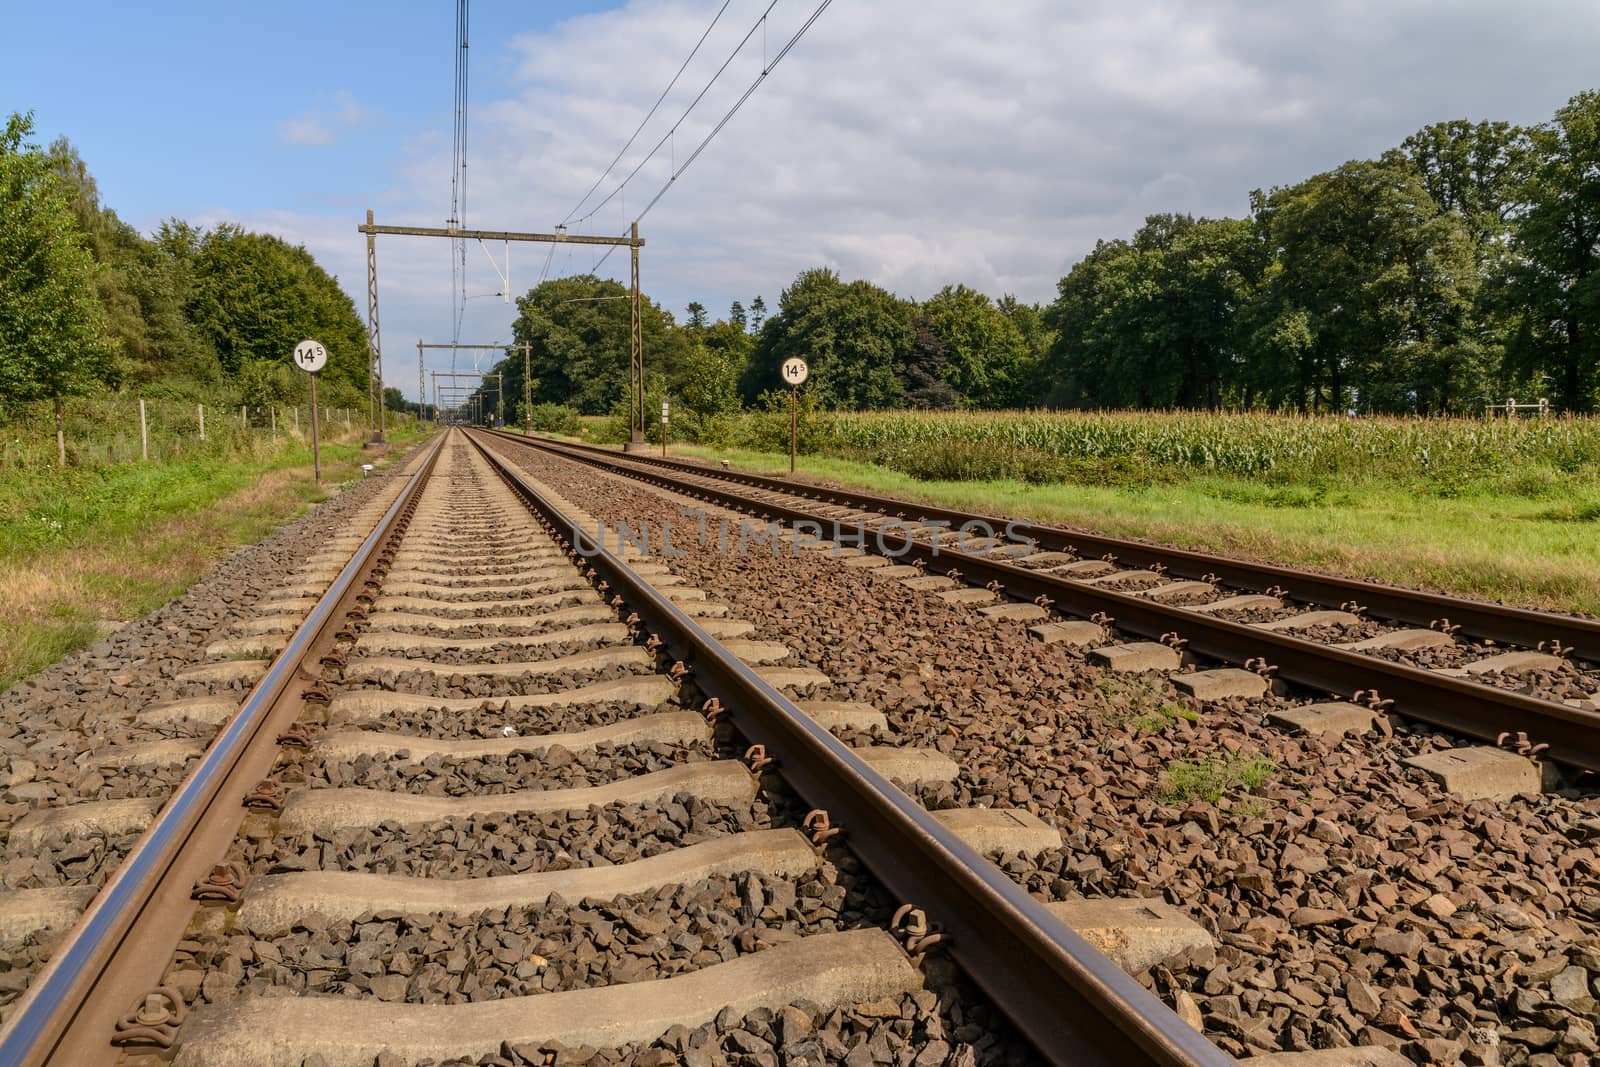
top-left (759, 409), bottom-right (1600, 486)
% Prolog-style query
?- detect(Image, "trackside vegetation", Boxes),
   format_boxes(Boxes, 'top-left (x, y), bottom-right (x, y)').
top-left (0, 420), bottom-right (423, 693)
top-left (558, 407), bottom-right (1600, 616)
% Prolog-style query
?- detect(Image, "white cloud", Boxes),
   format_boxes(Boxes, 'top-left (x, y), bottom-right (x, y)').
top-left (277, 91), bottom-right (369, 146)
top-left (226, 0), bottom-right (1600, 399)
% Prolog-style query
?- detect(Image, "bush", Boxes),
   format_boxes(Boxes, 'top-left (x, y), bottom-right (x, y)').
top-left (526, 403), bottom-right (581, 435)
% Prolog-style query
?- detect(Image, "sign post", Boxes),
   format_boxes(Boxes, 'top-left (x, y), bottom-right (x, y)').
top-left (293, 339), bottom-right (328, 483)
top-left (781, 357), bottom-right (808, 474)
top-left (660, 398), bottom-right (670, 458)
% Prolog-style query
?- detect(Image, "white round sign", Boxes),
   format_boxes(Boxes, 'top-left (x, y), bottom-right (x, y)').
top-left (293, 339), bottom-right (328, 374)
top-left (781, 357), bottom-right (809, 387)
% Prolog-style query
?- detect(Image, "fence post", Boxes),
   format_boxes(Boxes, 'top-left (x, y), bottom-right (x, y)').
top-left (240, 405), bottom-right (246, 430)
top-left (271, 405), bottom-right (277, 439)
top-left (139, 398), bottom-right (148, 461)
top-left (198, 403), bottom-right (206, 441)
top-left (294, 406), bottom-right (300, 433)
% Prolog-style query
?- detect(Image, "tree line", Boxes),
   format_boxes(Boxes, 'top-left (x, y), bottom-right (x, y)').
top-left (0, 110), bottom-right (370, 440)
top-left (472, 89), bottom-right (1598, 420)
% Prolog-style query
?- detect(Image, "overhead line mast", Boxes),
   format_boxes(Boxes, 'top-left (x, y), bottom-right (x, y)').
top-left (359, 218), bottom-right (651, 450)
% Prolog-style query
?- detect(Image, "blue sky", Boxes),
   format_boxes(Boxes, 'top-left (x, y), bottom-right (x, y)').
top-left (7, 2), bottom-right (597, 221)
top-left (8, 1), bottom-right (1600, 401)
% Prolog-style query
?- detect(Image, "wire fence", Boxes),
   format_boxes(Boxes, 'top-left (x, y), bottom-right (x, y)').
top-left (0, 396), bottom-right (413, 471)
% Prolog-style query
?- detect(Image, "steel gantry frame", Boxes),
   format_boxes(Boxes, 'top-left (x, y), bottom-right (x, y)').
top-left (417, 342), bottom-right (529, 429)
top-left (430, 370), bottom-right (503, 426)
top-left (359, 213), bottom-right (648, 448)
top-left (364, 210), bottom-right (385, 442)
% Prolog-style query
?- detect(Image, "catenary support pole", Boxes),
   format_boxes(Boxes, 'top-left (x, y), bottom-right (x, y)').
top-left (365, 208), bottom-right (385, 443)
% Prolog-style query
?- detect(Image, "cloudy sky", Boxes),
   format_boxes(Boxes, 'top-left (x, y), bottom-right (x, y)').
top-left (8, 0), bottom-right (1600, 400)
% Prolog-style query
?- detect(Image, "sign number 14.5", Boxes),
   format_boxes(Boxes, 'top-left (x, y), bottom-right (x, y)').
top-left (293, 339), bottom-right (328, 374)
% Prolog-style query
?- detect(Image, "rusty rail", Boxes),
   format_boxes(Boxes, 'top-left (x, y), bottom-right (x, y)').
top-left (493, 430), bottom-right (1600, 774)
top-left (491, 429), bottom-right (1600, 662)
top-left (466, 429), bottom-right (1231, 1067)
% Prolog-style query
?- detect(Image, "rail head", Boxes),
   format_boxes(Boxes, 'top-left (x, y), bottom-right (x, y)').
top-left (466, 428), bottom-right (1231, 1067)
top-left (503, 429), bottom-right (1600, 773)
top-left (497, 428), bottom-right (1600, 662)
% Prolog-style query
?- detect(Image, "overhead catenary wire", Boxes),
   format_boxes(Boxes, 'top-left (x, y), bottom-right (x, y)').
top-left (450, 0), bottom-right (471, 348)
top-left (567, 0), bottom-right (782, 230)
top-left (588, 0), bottom-right (835, 275)
top-left (559, 0), bottom-right (735, 228)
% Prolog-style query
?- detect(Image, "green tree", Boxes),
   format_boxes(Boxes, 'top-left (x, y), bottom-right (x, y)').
top-left (46, 139), bottom-right (218, 384)
top-left (741, 268), bottom-right (911, 409)
top-left (1041, 216), bottom-right (1260, 409)
top-left (1504, 91), bottom-right (1600, 411)
top-left (508, 275), bottom-right (685, 416)
top-left (919, 283), bottom-right (1033, 407)
top-left (997, 295), bottom-right (1056, 403)
top-left (728, 300), bottom-right (746, 331)
top-left (0, 112), bottom-right (117, 462)
top-left (186, 224), bottom-right (369, 405)
top-left (1249, 160), bottom-right (1479, 412)
top-left (685, 301), bottom-right (707, 330)
top-left (749, 294), bottom-right (767, 333)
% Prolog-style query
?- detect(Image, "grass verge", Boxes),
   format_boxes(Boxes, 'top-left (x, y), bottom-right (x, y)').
top-left (0, 427), bottom-right (425, 693)
top-left (624, 441), bottom-right (1600, 617)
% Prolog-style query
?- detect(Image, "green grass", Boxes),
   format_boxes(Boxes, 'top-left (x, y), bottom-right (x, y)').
top-left (1159, 752), bottom-right (1279, 807)
top-left (1095, 676), bottom-right (1198, 734)
top-left (633, 440), bottom-right (1600, 617)
top-left (0, 424), bottom-right (427, 693)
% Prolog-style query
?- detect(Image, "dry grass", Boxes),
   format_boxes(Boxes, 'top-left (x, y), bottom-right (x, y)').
top-left (0, 431), bottom-right (420, 693)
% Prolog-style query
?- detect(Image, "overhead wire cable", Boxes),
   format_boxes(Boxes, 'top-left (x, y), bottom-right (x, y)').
top-left (587, 0), bottom-right (835, 275)
top-left (559, 0), bottom-right (734, 227)
top-left (567, 0), bottom-right (782, 229)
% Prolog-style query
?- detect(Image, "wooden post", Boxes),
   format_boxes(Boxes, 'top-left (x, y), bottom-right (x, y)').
top-left (198, 403), bottom-right (205, 441)
top-left (270, 405), bottom-right (277, 439)
top-left (139, 398), bottom-right (148, 461)
top-left (294, 405), bottom-right (300, 433)
top-left (55, 396), bottom-right (65, 467)
top-left (240, 405), bottom-right (247, 430)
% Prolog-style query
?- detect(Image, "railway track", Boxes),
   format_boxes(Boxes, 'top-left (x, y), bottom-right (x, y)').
top-left (0, 427), bottom-right (1320, 1066)
top-left (491, 430), bottom-right (1600, 788)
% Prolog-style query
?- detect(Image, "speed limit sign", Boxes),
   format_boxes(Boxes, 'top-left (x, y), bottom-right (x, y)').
top-left (292, 339), bottom-right (327, 374)
top-left (781, 357), bottom-right (809, 386)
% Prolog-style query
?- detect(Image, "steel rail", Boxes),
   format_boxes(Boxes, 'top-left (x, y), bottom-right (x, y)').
top-left (0, 433), bottom-right (446, 1067)
top-left (464, 429), bottom-right (1231, 1067)
top-left (492, 430), bottom-right (1600, 663)
top-left (496, 431), bottom-right (1600, 774)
